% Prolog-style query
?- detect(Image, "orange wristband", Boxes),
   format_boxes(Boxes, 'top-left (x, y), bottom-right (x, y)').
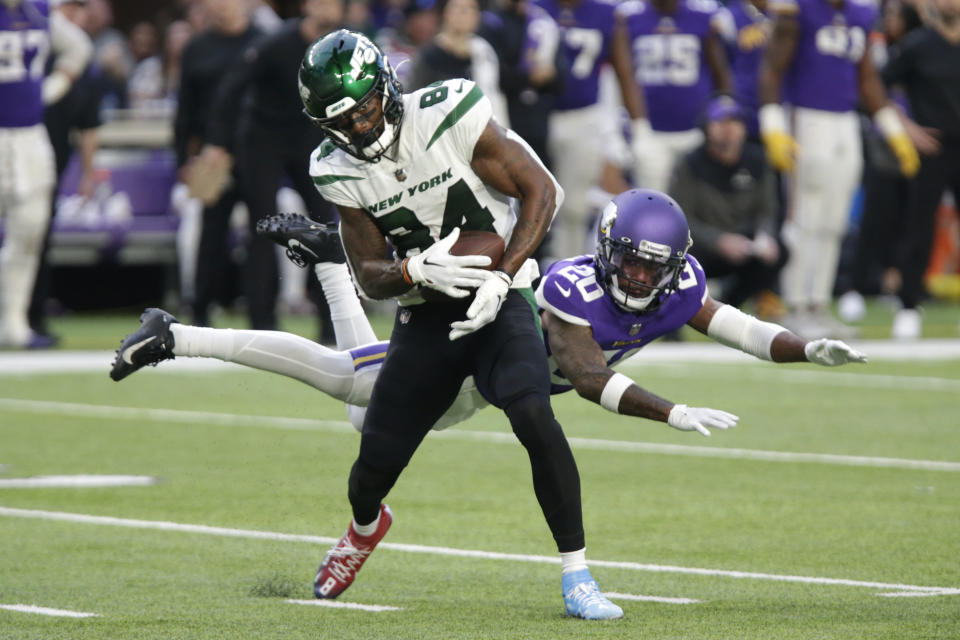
top-left (401, 257), bottom-right (413, 285)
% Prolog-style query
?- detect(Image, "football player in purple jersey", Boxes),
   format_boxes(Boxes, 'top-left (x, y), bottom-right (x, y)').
top-left (716, 0), bottom-right (771, 138)
top-left (0, 0), bottom-right (90, 348)
top-left (617, 0), bottom-right (732, 193)
top-left (534, 0), bottom-right (653, 261)
top-left (113, 190), bottom-right (866, 436)
top-left (758, 0), bottom-right (919, 339)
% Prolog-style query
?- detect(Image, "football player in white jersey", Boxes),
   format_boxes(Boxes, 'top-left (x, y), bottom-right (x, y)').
top-left (0, 0), bottom-right (90, 348)
top-left (112, 188), bottom-right (867, 617)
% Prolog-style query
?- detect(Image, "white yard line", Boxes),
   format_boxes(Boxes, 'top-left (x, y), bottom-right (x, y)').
top-left (1, 506), bottom-right (957, 599)
top-left (286, 599), bottom-right (402, 612)
top-left (605, 592), bottom-right (701, 604)
top-left (0, 604), bottom-right (98, 618)
top-left (0, 475), bottom-right (157, 488)
top-left (3, 397), bottom-right (958, 472)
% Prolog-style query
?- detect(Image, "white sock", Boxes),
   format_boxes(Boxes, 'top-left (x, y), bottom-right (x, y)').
top-left (169, 324), bottom-right (359, 402)
top-left (352, 511), bottom-right (380, 537)
top-left (315, 263), bottom-right (377, 349)
top-left (560, 548), bottom-right (588, 575)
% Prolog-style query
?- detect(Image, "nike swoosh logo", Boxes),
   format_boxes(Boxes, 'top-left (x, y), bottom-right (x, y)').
top-left (554, 282), bottom-right (572, 297)
top-left (456, 80), bottom-right (464, 93)
top-left (288, 239), bottom-right (318, 258)
top-left (122, 337), bottom-right (155, 365)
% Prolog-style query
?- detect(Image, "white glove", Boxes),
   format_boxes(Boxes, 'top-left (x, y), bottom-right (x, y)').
top-left (668, 404), bottom-right (739, 437)
top-left (804, 339), bottom-right (868, 366)
top-left (448, 270), bottom-right (512, 340)
top-left (404, 227), bottom-right (493, 298)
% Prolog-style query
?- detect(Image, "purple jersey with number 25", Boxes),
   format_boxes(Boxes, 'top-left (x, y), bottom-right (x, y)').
top-left (536, 254), bottom-right (708, 393)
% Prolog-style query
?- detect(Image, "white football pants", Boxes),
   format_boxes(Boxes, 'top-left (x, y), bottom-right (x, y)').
top-left (548, 104), bottom-right (608, 259)
top-left (635, 128), bottom-right (704, 194)
top-left (781, 108), bottom-right (862, 310)
top-left (0, 125), bottom-right (55, 347)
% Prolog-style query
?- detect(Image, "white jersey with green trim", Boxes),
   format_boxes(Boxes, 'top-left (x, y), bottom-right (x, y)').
top-left (309, 78), bottom-right (548, 304)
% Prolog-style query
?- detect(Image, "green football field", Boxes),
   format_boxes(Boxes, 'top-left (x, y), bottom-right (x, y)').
top-left (1, 330), bottom-right (959, 638)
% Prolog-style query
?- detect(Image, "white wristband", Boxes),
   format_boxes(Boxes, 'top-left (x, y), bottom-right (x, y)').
top-left (759, 103), bottom-right (788, 134)
top-left (707, 304), bottom-right (785, 361)
top-left (874, 105), bottom-right (905, 138)
top-left (600, 372), bottom-right (634, 413)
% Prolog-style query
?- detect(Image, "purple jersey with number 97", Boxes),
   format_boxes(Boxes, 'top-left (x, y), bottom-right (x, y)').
top-left (0, 1), bottom-right (50, 128)
top-left (536, 254), bottom-right (708, 393)
top-left (772, 0), bottom-right (877, 112)
top-left (534, 0), bottom-right (617, 111)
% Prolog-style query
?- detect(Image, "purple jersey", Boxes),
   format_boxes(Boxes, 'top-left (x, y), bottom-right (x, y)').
top-left (773, 0), bottom-right (877, 112)
top-left (720, 0), bottom-right (770, 135)
top-left (0, 0), bottom-right (50, 128)
top-left (536, 254), bottom-right (708, 393)
top-left (534, 0), bottom-right (617, 111)
top-left (619, 0), bottom-right (722, 132)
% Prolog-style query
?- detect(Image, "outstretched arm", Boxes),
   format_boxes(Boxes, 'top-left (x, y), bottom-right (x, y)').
top-left (688, 296), bottom-right (868, 365)
top-left (543, 310), bottom-right (738, 435)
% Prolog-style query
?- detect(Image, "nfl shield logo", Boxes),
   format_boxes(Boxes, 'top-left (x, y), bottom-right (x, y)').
top-left (399, 309), bottom-right (412, 325)
top-left (395, 168), bottom-right (407, 182)
top-left (629, 322), bottom-right (642, 336)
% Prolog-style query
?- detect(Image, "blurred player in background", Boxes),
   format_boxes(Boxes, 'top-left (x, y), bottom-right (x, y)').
top-left (618, 0), bottom-right (733, 193)
top-left (534, 0), bottom-right (653, 261)
top-left (0, 0), bottom-right (91, 348)
top-left (759, 0), bottom-right (919, 339)
top-left (717, 0), bottom-right (771, 139)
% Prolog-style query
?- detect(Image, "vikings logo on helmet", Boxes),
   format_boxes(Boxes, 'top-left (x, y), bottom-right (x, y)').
top-left (595, 189), bottom-right (692, 313)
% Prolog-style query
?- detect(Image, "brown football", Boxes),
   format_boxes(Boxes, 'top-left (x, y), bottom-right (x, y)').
top-left (419, 230), bottom-right (505, 303)
top-left (449, 230), bottom-right (505, 270)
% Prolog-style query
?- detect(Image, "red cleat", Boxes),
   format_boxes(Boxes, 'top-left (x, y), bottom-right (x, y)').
top-left (314, 504), bottom-right (393, 599)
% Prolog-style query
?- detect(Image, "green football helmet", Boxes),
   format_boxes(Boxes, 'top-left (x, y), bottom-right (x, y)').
top-left (298, 29), bottom-right (404, 162)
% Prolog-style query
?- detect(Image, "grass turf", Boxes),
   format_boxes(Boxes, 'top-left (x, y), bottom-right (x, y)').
top-left (1, 345), bottom-right (958, 638)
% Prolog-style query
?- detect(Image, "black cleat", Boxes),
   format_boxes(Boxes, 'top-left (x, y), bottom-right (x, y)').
top-left (256, 213), bottom-right (345, 267)
top-left (110, 308), bottom-right (178, 381)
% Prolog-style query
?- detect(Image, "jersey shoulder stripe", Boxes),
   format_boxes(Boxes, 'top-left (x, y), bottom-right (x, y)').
top-left (424, 82), bottom-right (486, 150)
top-left (312, 174), bottom-right (364, 186)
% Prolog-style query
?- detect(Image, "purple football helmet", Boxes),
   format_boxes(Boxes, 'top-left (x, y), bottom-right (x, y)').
top-left (595, 189), bottom-right (693, 313)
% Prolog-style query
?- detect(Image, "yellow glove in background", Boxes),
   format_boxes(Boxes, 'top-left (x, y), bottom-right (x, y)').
top-left (761, 130), bottom-right (799, 173)
top-left (886, 131), bottom-right (920, 178)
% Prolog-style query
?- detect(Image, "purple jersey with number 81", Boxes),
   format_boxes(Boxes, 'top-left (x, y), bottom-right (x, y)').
top-left (536, 254), bottom-right (708, 393)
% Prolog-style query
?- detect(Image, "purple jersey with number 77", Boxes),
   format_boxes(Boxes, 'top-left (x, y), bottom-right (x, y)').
top-left (536, 254), bottom-right (708, 393)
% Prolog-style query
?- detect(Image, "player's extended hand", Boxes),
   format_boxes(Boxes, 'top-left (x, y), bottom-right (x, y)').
top-left (804, 338), bottom-right (868, 366)
top-left (667, 404), bottom-right (739, 437)
top-left (886, 131), bottom-right (920, 178)
top-left (404, 227), bottom-right (493, 298)
top-left (448, 271), bottom-right (512, 340)
top-left (761, 130), bottom-right (799, 173)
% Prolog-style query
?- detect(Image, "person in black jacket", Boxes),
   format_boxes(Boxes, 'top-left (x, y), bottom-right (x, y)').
top-left (882, 0), bottom-right (960, 339)
top-left (175, 0), bottom-right (261, 327)
top-left (191, 0), bottom-right (343, 333)
top-left (669, 95), bottom-right (787, 311)
top-left (477, 0), bottom-right (564, 171)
